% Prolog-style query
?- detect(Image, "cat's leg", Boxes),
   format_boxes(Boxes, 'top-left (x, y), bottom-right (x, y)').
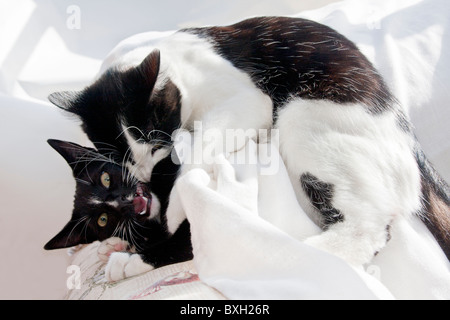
top-left (299, 172), bottom-right (394, 264)
top-left (276, 99), bottom-right (422, 265)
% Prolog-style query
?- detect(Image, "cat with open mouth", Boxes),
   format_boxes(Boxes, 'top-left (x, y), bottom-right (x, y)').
top-left (44, 139), bottom-right (192, 277)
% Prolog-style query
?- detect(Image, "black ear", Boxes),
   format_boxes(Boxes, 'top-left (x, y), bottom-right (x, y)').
top-left (48, 91), bottom-right (80, 112)
top-left (44, 220), bottom-right (85, 250)
top-left (137, 49), bottom-right (161, 92)
top-left (47, 139), bottom-right (97, 175)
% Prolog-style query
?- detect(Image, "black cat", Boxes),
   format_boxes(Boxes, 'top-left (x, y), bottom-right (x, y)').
top-left (44, 139), bottom-right (192, 270)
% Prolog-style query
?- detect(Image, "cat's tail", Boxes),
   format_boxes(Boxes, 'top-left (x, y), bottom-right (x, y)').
top-left (415, 147), bottom-right (450, 260)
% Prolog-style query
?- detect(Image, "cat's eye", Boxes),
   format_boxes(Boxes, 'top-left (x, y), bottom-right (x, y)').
top-left (97, 213), bottom-right (108, 227)
top-left (100, 172), bottom-right (110, 189)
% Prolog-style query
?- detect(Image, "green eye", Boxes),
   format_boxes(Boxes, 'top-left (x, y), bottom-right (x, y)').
top-left (100, 172), bottom-right (110, 188)
top-left (97, 213), bottom-right (108, 227)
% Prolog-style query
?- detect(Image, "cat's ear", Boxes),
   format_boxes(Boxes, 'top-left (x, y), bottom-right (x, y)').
top-left (47, 139), bottom-right (97, 175)
top-left (44, 220), bottom-right (85, 250)
top-left (48, 91), bottom-right (80, 112)
top-left (137, 49), bottom-right (161, 92)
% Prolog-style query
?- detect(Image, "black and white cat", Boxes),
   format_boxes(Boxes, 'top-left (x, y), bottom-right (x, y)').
top-left (44, 139), bottom-right (192, 279)
top-left (48, 17), bottom-right (449, 275)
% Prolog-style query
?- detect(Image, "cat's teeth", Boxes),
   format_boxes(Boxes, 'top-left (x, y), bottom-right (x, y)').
top-left (136, 184), bottom-right (144, 196)
top-left (139, 197), bottom-right (148, 215)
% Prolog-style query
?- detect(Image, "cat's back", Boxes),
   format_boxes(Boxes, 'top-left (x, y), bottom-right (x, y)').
top-left (183, 16), bottom-right (394, 112)
top-left (99, 17), bottom-right (393, 114)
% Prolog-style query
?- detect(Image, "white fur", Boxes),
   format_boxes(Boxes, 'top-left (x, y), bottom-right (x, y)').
top-left (106, 200), bottom-right (119, 208)
top-left (166, 182), bottom-right (186, 234)
top-left (105, 252), bottom-right (154, 282)
top-left (166, 34), bottom-right (271, 231)
top-left (99, 237), bottom-right (154, 283)
top-left (275, 99), bottom-right (422, 265)
top-left (122, 123), bottom-right (171, 183)
top-left (149, 191), bottom-right (161, 221)
top-left (88, 196), bottom-right (102, 205)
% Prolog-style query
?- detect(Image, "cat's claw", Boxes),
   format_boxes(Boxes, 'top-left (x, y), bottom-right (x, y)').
top-left (97, 237), bottom-right (130, 262)
top-left (105, 252), bottom-right (154, 282)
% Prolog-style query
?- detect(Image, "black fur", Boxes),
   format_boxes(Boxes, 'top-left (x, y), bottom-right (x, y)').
top-left (300, 172), bottom-right (344, 227)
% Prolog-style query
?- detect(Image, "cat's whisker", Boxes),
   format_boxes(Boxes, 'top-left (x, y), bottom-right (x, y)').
top-left (75, 178), bottom-right (91, 185)
top-left (149, 137), bottom-right (171, 144)
top-left (148, 129), bottom-right (172, 141)
top-left (69, 149), bottom-right (119, 179)
top-left (126, 221), bottom-right (137, 251)
top-left (121, 145), bottom-right (134, 184)
top-left (117, 125), bottom-right (147, 142)
top-left (64, 216), bottom-right (89, 248)
top-left (82, 217), bottom-right (91, 243)
top-left (118, 221), bottom-right (127, 244)
top-left (128, 220), bottom-right (144, 252)
top-left (130, 220), bottom-right (146, 240)
top-left (111, 220), bottom-right (122, 238)
top-left (91, 141), bottom-right (119, 150)
top-left (62, 145), bottom-right (113, 163)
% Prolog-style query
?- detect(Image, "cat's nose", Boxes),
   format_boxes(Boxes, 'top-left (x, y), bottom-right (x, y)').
top-left (106, 193), bottom-right (132, 206)
top-left (118, 194), bottom-right (132, 205)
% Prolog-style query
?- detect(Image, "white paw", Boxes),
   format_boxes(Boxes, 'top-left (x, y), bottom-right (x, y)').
top-left (105, 252), bottom-right (154, 282)
top-left (97, 237), bottom-right (129, 262)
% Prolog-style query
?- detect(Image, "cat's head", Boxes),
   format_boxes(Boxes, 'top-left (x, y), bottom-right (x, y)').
top-left (44, 139), bottom-right (163, 250)
top-left (48, 50), bottom-right (181, 183)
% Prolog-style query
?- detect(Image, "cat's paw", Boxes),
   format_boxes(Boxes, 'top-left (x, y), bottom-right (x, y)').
top-left (105, 252), bottom-right (154, 282)
top-left (97, 237), bottom-right (130, 262)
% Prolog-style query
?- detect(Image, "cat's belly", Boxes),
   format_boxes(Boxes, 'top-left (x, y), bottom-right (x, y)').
top-left (275, 98), bottom-right (422, 225)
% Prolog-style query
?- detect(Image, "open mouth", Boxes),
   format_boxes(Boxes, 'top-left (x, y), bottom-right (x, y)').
top-left (133, 182), bottom-right (152, 217)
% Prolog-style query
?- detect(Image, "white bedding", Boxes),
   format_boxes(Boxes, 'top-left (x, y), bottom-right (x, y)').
top-left (1, 0), bottom-right (449, 299)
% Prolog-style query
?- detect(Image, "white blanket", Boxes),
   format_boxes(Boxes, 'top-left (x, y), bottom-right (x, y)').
top-left (1, 0), bottom-right (449, 299)
top-left (175, 140), bottom-right (449, 299)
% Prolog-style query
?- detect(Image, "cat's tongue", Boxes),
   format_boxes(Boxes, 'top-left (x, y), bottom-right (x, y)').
top-left (133, 196), bottom-right (149, 215)
top-left (133, 183), bottom-right (152, 216)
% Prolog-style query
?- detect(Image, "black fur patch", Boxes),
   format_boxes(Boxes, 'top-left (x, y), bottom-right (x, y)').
top-left (300, 172), bottom-right (344, 226)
